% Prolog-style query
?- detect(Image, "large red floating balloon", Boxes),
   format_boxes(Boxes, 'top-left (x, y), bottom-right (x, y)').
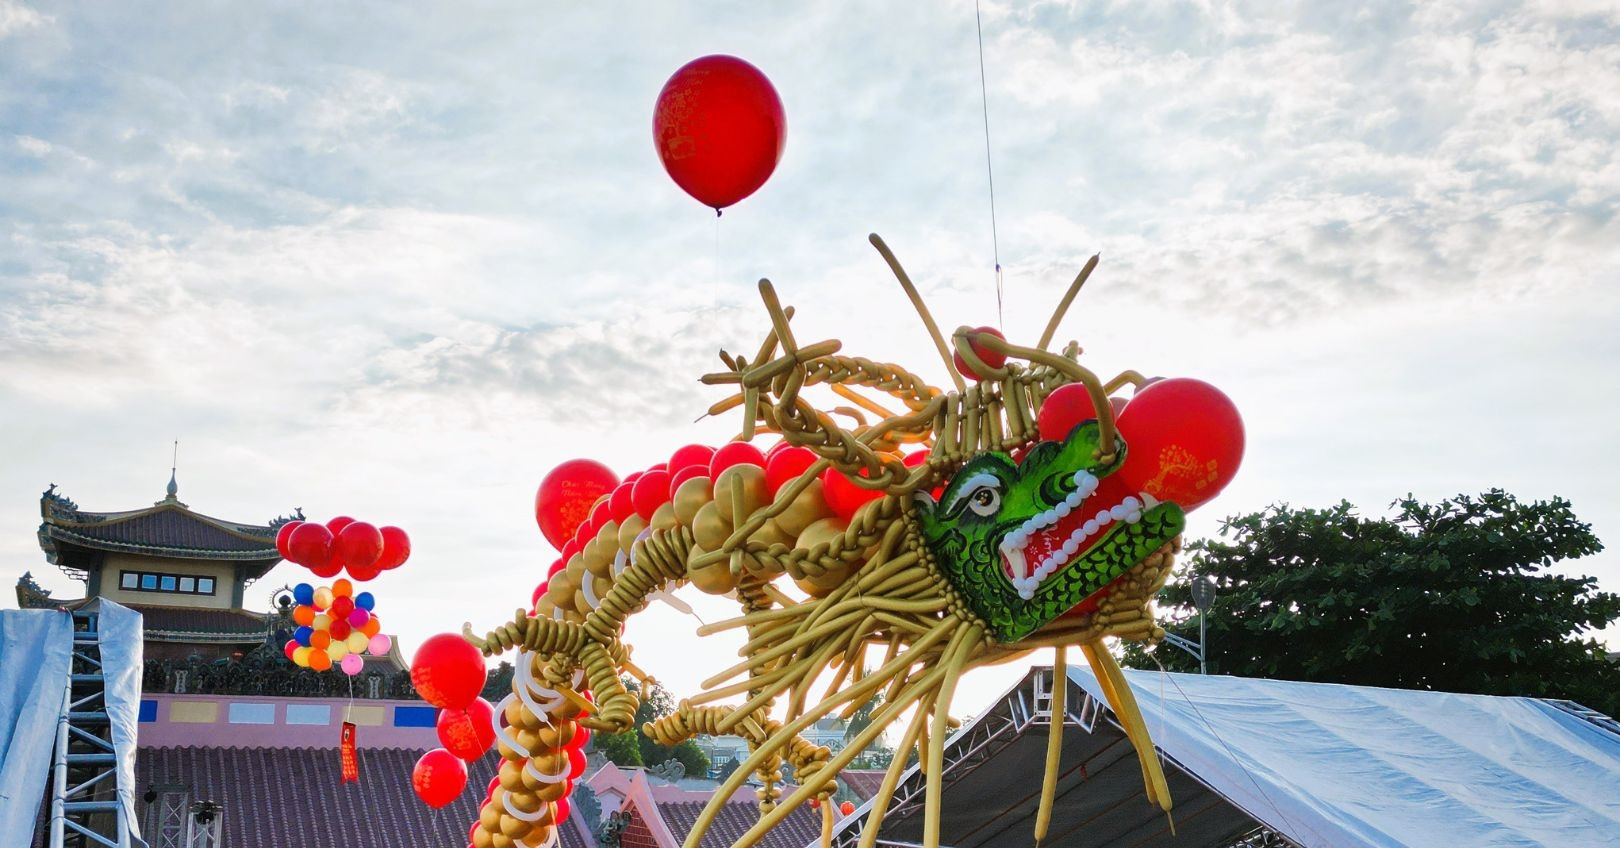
top-left (535, 459), bottom-right (620, 550)
top-left (411, 633), bottom-right (487, 711)
top-left (437, 697), bottom-right (497, 761)
top-left (412, 748), bottom-right (468, 809)
top-left (1113, 377), bottom-right (1244, 512)
top-left (653, 55), bottom-right (786, 212)
top-left (286, 523), bottom-right (333, 569)
top-left (376, 525), bottom-right (412, 571)
top-left (275, 521), bottom-right (302, 559)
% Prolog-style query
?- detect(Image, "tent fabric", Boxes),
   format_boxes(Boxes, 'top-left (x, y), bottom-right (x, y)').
top-left (1072, 667), bottom-right (1620, 848)
top-left (96, 600), bottom-right (147, 847)
top-left (0, 608), bottom-right (74, 839)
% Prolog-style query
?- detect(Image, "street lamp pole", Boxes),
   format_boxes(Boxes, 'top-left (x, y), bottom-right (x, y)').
top-left (1162, 577), bottom-right (1217, 674)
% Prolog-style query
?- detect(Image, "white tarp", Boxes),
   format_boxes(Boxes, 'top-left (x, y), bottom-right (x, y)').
top-left (0, 607), bottom-right (74, 838)
top-left (97, 600), bottom-right (147, 847)
top-left (1071, 667), bottom-right (1620, 847)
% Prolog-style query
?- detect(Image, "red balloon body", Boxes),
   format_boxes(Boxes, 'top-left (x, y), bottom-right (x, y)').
top-left (345, 559), bottom-right (381, 582)
top-left (411, 633), bottom-right (487, 710)
top-left (326, 515), bottom-right (355, 535)
top-left (412, 748), bottom-right (468, 809)
top-left (437, 697), bottom-right (497, 761)
top-left (709, 442), bottom-right (766, 479)
top-left (1113, 378), bottom-right (1244, 512)
top-left (609, 482), bottom-right (637, 523)
top-left (274, 521), bottom-right (302, 559)
top-left (567, 745), bottom-right (587, 779)
top-left (654, 55), bottom-right (786, 211)
top-left (1037, 382), bottom-right (1104, 443)
top-left (307, 550), bottom-right (344, 579)
top-left (336, 521), bottom-right (384, 573)
top-left (286, 523), bottom-right (334, 569)
top-left (953, 326), bottom-right (1008, 382)
top-left (669, 465), bottom-right (709, 500)
top-left (554, 796), bottom-right (572, 824)
top-left (668, 443), bottom-right (715, 472)
top-left (821, 467), bottom-right (883, 521)
top-left (632, 469), bottom-right (673, 521)
top-left (840, 801), bottom-right (856, 816)
top-left (764, 447), bottom-right (817, 497)
top-left (535, 459), bottom-right (619, 549)
top-left (376, 525), bottom-right (411, 570)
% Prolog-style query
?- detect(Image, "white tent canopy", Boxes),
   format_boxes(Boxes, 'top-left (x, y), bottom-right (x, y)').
top-left (828, 666), bottom-right (1620, 848)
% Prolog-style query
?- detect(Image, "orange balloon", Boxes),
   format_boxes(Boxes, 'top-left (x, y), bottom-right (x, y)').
top-left (311, 630), bottom-right (332, 650)
top-left (332, 578), bottom-right (354, 597)
top-left (293, 605), bottom-right (315, 627)
top-left (361, 617), bottom-right (382, 637)
top-left (309, 650), bottom-right (333, 672)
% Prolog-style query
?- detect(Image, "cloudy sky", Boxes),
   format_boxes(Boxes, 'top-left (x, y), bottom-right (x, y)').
top-left (4, 0), bottom-right (1618, 717)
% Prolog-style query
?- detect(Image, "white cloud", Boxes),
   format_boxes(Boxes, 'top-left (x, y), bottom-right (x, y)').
top-left (0, 0), bottom-right (48, 38)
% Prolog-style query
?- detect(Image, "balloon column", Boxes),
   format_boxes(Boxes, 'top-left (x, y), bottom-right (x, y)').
top-left (448, 237), bottom-right (1245, 848)
top-left (653, 54), bottom-right (786, 213)
top-left (276, 517), bottom-right (411, 676)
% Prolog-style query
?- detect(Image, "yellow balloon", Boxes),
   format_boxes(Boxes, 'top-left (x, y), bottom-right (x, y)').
top-left (328, 640), bottom-right (349, 660)
top-left (346, 631), bottom-right (369, 653)
top-left (313, 613), bottom-right (331, 631)
top-left (292, 646), bottom-right (312, 667)
top-left (313, 587), bottom-right (334, 609)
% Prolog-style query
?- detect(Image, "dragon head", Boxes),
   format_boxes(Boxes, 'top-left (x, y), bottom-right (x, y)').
top-left (914, 419), bottom-right (1186, 642)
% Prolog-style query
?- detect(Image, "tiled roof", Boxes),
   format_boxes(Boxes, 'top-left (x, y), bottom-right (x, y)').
top-left (41, 496), bottom-right (281, 562)
top-left (123, 604), bottom-right (270, 638)
top-left (838, 770), bottom-right (888, 801)
top-left (136, 747), bottom-right (593, 848)
top-left (659, 798), bottom-right (822, 848)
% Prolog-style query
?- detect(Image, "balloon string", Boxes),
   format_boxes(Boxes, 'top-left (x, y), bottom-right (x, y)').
top-left (975, 0), bottom-right (1003, 329)
top-left (715, 213), bottom-right (722, 289)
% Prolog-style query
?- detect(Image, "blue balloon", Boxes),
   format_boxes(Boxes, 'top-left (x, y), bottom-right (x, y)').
top-left (294, 626), bottom-right (313, 647)
top-left (293, 583), bottom-right (314, 606)
top-left (355, 592), bottom-right (375, 611)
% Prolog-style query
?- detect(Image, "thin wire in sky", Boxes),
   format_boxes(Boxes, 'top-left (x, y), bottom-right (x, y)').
top-left (975, 0), bottom-right (1003, 329)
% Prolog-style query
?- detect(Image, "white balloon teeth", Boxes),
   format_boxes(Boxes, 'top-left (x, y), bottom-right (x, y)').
top-left (998, 474), bottom-right (1160, 595)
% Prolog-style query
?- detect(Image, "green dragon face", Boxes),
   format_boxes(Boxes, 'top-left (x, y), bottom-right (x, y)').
top-left (915, 420), bottom-right (1185, 643)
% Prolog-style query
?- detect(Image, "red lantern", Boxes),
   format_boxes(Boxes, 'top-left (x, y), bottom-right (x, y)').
top-left (412, 748), bottom-right (468, 809)
top-left (411, 633), bottom-right (487, 710)
top-left (953, 326), bottom-right (1007, 382)
top-left (653, 55), bottom-right (786, 212)
top-left (1113, 378), bottom-right (1244, 512)
top-left (376, 525), bottom-right (412, 570)
top-left (535, 459), bottom-right (619, 549)
top-left (437, 697), bottom-right (497, 761)
top-left (275, 521), bottom-right (302, 559)
top-left (765, 447), bottom-right (817, 497)
top-left (286, 523), bottom-right (334, 569)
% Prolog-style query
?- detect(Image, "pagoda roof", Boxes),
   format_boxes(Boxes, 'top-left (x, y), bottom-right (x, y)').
top-left (38, 485), bottom-right (291, 572)
top-left (117, 603), bottom-right (272, 642)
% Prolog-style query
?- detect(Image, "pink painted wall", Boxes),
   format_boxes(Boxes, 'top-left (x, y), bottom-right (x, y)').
top-left (139, 694), bottom-right (441, 749)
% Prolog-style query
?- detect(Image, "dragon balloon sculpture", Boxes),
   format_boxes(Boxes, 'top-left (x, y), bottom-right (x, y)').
top-left (450, 235), bottom-right (1243, 848)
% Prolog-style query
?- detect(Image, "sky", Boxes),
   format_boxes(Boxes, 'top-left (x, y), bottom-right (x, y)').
top-left (3, 0), bottom-right (1619, 721)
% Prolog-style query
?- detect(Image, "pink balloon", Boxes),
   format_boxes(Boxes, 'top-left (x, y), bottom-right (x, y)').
top-left (348, 608), bottom-right (370, 628)
top-left (368, 633), bottom-right (393, 656)
top-left (340, 653), bottom-right (364, 676)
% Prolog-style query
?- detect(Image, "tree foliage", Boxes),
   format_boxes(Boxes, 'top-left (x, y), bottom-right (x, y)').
top-left (1125, 490), bottom-right (1620, 716)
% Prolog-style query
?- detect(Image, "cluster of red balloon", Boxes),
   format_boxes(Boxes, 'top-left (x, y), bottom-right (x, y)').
top-left (409, 634), bottom-right (494, 809)
top-left (283, 579), bottom-right (392, 675)
top-left (276, 516), bottom-right (411, 581)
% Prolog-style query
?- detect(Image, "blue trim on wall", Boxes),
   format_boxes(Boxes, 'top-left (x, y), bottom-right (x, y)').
top-left (139, 700), bottom-right (158, 723)
top-left (393, 706), bottom-right (437, 728)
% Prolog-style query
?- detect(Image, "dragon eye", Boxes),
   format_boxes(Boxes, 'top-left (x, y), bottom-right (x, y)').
top-left (967, 486), bottom-right (1001, 517)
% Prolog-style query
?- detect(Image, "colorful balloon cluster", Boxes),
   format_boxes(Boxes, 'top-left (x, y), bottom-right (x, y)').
top-left (282, 579), bottom-right (393, 676)
top-left (276, 515), bottom-right (411, 581)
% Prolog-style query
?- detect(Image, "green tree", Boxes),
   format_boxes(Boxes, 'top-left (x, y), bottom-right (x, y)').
top-left (595, 728), bottom-right (643, 767)
top-left (1126, 491), bottom-right (1620, 716)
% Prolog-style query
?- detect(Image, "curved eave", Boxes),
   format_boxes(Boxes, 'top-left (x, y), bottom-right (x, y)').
top-left (145, 629), bottom-right (270, 643)
top-left (41, 525), bottom-right (282, 563)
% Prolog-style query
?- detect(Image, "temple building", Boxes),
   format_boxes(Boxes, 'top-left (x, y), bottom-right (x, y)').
top-left (22, 476), bottom-right (300, 662)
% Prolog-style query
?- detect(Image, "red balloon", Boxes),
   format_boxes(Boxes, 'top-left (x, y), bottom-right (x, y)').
top-left (326, 515), bottom-right (356, 535)
top-left (568, 725), bottom-right (592, 752)
top-left (286, 523), bottom-right (334, 569)
top-left (567, 745), bottom-right (587, 780)
top-left (412, 748), bottom-right (468, 809)
top-left (588, 497), bottom-right (613, 532)
top-left (764, 446), bottom-right (818, 496)
top-left (669, 465), bottom-right (709, 500)
top-left (840, 801), bottom-right (856, 816)
top-left (345, 559), bottom-right (382, 582)
top-left (437, 697), bottom-right (497, 761)
top-left (709, 442), bottom-right (766, 479)
top-left (1037, 382), bottom-right (1105, 444)
top-left (411, 633), bottom-right (487, 710)
top-left (953, 326), bottom-right (1007, 382)
top-left (531, 581), bottom-right (548, 610)
top-left (283, 639), bottom-right (298, 660)
top-left (668, 444), bottom-right (715, 472)
top-left (821, 467), bottom-right (883, 521)
top-left (336, 521), bottom-right (384, 573)
top-left (608, 482), bottom-right (637, 523)
top-left (535, 460), bottom-right (619, 549)
top-left (553, 795), bottom-right (571, 825)
top-left (376, 526), bottom-right (411, 570)
top-left (547, 558), bottom-right (567, 579)
top-left (632, 469), bottom-right (672, 521)
top-left (1113, 378), bottom-right (1244, 512)
top-left (275, 521), bottom-right (302, 559)
top-left (307, 549), bottom-right (344, 579)
top-left (653, 55), bottom-right (786, 211)
top-left (331, 595), bottom-right (355, 618)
